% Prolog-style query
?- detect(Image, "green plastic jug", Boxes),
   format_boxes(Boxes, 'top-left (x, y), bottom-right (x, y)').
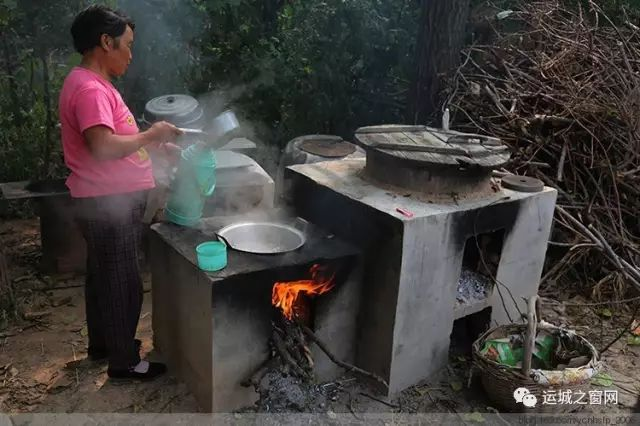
top-left (165, 144), bottom-right (216, 227)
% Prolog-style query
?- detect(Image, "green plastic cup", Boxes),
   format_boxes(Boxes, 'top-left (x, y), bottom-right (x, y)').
top-left (196, 241), bottom-right (227, 272)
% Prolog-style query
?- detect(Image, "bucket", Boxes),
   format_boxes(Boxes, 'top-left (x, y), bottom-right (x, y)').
top-left (196, 241), bottom-right (227, 272)
top-left (165, 144), bottom-right (216, 227)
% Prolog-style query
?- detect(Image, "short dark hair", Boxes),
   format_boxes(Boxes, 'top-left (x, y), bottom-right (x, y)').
top-left (71, 5), bottom-right (135, 54)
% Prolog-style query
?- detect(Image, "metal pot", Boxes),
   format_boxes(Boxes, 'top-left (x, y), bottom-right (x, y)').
top-left (143, 94), bottom-right (204, 128)
top-left (208, 110), bottom-right (241, 146)
top-left (178, 110), bottom-right (242, 150)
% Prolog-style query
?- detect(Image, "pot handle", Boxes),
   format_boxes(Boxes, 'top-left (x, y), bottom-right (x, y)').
top-left (292, 216), bottom-right (310, 232)
top-left (215, 233), bottom-right (231, 250)
top-left (522, 295), bottom-right (539, 376)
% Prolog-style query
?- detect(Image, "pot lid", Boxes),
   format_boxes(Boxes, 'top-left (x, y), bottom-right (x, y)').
top-left (354, 125), bottom-right (510, 169)
top-left (143, 94), bottom-right (203, 127)
top-left (298, 136), bottom-right (357, 158)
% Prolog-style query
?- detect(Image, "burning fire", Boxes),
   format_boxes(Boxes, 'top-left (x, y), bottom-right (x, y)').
top-left (272, 264), bottom-right (336, 321)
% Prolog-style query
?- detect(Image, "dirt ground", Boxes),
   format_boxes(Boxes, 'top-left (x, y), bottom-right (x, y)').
top-left (1, 218), bottom-right (639, 415)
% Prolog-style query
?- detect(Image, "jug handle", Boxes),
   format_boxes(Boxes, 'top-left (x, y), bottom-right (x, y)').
top-left (202, 179), bottom-right (216, 197)
top-left (190, 166), bottom-right (215, 197)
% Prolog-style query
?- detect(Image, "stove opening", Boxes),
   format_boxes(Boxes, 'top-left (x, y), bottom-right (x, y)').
top-left (456, 229), bottom-right (505, 308)
top-left (450, 307), bottom-right (492, 357)
top-left (272, 263), bottom-right (336, 325)
top-left (243, 263), bottom-right (343, 387)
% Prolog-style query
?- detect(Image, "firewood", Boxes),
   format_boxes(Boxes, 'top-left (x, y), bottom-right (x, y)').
top-left (300, 324), bottom-right (389, 389)
top-left (448, 1), bottom-right (640, 301)
top-left (23, 310), bottom-right (51, 321)
top-left (359, 392), bottom-right (400, 409)
top-left (241, 357), bottom-right (278, 388)
top-left (302, 344), bottom-right (314, 369)
top-left (51, 296), bottom-right (72, 307)
top-left (272, 329), bottom-right (310, 380)
top-left (291, 324), bottom-right (314, 370)
top-left (281, 321), bottom-right (309, 372)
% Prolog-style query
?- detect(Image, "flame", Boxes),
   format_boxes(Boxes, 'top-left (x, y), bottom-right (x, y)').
top-left (272, 264), bottom-right (336, 321)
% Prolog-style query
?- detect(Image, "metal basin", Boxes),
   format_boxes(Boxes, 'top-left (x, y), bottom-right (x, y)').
top-left (217, 222), bottom-right (305, 254)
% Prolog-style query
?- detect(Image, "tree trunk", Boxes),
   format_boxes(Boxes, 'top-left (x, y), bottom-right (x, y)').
top-left (408, 0), bottom-right (471, 124)
top-left (29, 57), bottom-right (36, 105)
top-left (262, 0), bottom-right (285, 35)
top-left (0, 246), bottom-right (16, 320)
top-left (40, 52), bottom-right (53, 178)
top-left (1, 32), bottom-right (21, 123)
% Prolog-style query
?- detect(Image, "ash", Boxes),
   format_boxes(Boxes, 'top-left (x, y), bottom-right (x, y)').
top-left (248, 370), bottom-right (340, 413)
top-left (456, 269), bottom-right (492, 305)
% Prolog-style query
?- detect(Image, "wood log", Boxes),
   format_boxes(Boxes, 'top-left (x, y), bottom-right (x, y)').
top-left (282, 321), bottom-right (308, 371)
top-left (0, 246), bottom-right (17, 319)
top-left (272, 329), bottom-right (310, 380)
top-left (300, 324), bottom-right (389, 389)
top-left (23, 310), bottom-right (51, 320)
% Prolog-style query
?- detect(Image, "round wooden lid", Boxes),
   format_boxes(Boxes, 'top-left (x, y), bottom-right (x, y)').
top-left (354, 125), bottom-right (510, 169)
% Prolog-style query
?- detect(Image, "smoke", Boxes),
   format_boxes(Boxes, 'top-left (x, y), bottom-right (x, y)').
top-left (115, 0), bottom-right (203, 113)
top-left (111, 1), bottom-right (285, 212)
top-left (196, 86), bottom-right (283, 177)
top-left (193, 88), bottom-right (282, 216)
top-left (112, 1), bottom-right (284, 174)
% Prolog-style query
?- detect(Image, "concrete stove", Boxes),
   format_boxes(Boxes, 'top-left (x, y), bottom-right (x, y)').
top-left (202, 150), bottom-right (274, 217)
top-left (286, 125), bottom-right (557, 396)
top-left (150, 209), bottom-right (361, 411)
top-left (0, 178), bottom-right (86, 273)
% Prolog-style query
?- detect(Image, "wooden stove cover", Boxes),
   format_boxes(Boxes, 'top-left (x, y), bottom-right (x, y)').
top-left (354, 125), bottom-right (511, 168)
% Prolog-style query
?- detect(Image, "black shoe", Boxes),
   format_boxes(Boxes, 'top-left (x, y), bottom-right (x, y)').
top-left (88, 339), bottom-right (142, 361)
top-left (107, 361), bottom-right (167, 381)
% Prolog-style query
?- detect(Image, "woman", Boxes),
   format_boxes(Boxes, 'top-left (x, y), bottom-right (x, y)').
top-left (59, 4), bottom-right (180, 380)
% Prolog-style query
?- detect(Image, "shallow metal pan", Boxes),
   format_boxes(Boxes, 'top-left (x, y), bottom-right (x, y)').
top-left (216, 221), bottom-right (305, 254)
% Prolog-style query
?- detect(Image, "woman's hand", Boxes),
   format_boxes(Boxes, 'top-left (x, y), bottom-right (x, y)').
top-left (146, 121), bottom-right (182, 143)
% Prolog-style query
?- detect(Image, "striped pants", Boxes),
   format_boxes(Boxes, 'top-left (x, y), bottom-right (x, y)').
top-left (75, 190), bottom-right (148, 370)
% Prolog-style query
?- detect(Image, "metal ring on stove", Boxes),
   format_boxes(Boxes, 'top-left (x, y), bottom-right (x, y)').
top-left (501, 175), bottom-right (544, 193)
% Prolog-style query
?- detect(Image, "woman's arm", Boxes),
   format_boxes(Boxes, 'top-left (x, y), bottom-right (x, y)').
top-left (83, 121), bottom-right (181, 161)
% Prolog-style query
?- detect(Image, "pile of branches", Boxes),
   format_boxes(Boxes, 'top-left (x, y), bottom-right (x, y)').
top-left (241, 314), bottom-right (388, 390)
top-left (447, 1), bottom-right (640, 299)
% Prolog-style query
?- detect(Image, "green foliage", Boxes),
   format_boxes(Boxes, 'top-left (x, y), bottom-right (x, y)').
top-left (193, 0), bottom-right (419, 145)
top-left (0, 0), bottom-right (17, 28)
top-left (0, 0), bottom-right (89, 183)
top-left (2, 0), bottom-right (640, 194)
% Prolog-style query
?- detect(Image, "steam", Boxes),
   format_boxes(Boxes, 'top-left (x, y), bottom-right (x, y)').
top-left (111, 1), bottom-right (285, 215)
top-left (113, 0), bottom-right (284, 175)
top-left (116, 0), bottom-right (202, 112)
top-left (196, 87), bottom-right (282, 178)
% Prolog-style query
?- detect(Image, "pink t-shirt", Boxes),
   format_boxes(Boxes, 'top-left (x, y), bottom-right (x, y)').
top-left (59, 67), bottom-right (154, 198)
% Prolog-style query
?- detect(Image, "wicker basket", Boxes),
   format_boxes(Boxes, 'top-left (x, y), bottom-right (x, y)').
top-left (472, 297), bottom-right (601, 413)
